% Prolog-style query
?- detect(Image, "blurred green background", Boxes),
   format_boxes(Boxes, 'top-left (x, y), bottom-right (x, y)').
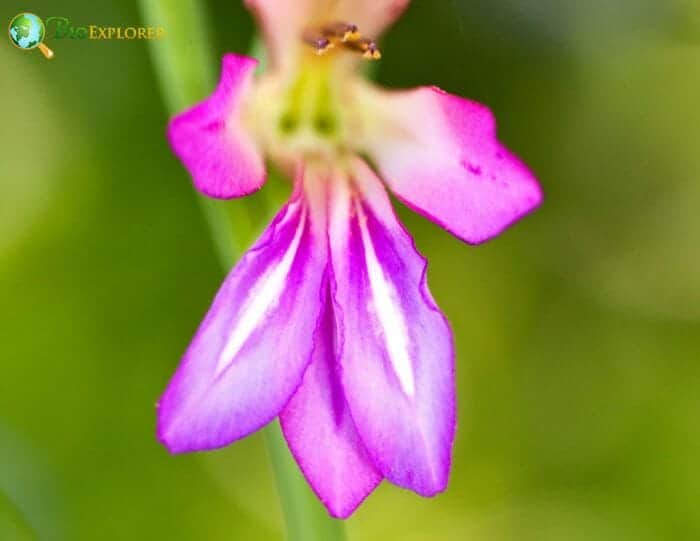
top-left (2, 1), bottom-right (699, 539)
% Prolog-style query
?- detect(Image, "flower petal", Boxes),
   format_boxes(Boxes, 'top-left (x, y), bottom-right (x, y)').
top-left (280, 287), bottom-right (382, 519)
top-left (331, 0), bottom-right (410, 39)
top-left (168, 53), bottom-right (265, 199)
top-left (158, 169), bottom-right (327, 453)
top-left (328, 158), bottom-right (456, 496)
top-left (245, 0), bottom-right (409, 72)
top-left (359, 84), bottom-right (543, 244)
top-left (244, 0), bottom-right (314, 72)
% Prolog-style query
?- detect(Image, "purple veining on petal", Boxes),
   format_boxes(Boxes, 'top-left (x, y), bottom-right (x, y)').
top-left (328, 158), bottom-right (456, 496)
top-left (463, 161), bottom-right (482, 176)
top-left (168, 53), bottom-right (266, 199)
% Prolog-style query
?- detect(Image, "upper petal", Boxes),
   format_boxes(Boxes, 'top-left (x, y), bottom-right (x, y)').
top-left (328, 158), bottom-right (456, 496)
top-left (330, 0), bottom-right (410, 39)
top-left (359, 84), bottom-right (543, 244)
top-left (158, 168), bottom-right (327, 453)
top-left (245, 0), bottom-right (409, 72)
top-left (280, 286), bottom-right (382, 519)
top-left (244, 0), bottom-right (314, 72)
top-left (168, 53), bottom-right (265, 199)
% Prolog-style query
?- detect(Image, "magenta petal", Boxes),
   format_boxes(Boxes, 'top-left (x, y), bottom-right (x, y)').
top-left (158, 182), bottom-right (327, 453)
top-left (328, 159), bottom-right (456, 496)
top-left (168, 53), bottom-right (265, 199)
top-left (280, 289), bottom-right (382, 518)
top-left (364, 85), bottom-right (543, 244)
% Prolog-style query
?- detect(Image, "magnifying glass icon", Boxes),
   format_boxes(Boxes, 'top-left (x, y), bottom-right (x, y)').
top-left (8, 13), bottom-right (54, 59)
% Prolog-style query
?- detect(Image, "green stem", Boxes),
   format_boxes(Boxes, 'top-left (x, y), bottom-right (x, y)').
top-left (265, 422), bottom-right (346, 541)
top-left (139, 1), bottom-right (345, 539)
top-left (0, 490), bottom-right (35, 541)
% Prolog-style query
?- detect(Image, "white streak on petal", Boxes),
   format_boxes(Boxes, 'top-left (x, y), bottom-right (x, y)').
top-left (215, 207), bottom-right (308, 376)
top-left (355, 200), bottom-right (415, 397)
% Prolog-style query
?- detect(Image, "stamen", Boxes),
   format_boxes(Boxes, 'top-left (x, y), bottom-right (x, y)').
top-left (343, 38), bottom-right (382, 60)
top-left (321, 22), bottom-right (360, 42)
top-left (302, 31), bottom-right (335, 55)
top-left (302, 23), bottom-right (381, 60)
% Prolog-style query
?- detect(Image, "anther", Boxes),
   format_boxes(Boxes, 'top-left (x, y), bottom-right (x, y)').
top-left (344, 38), bottom-right (382, 60)
top-left (302, 23), bottom-right (381, 60)
top-left (321, 22), bottom-right (360, 42)
top-left (302, 31), bottom-right (335, 55)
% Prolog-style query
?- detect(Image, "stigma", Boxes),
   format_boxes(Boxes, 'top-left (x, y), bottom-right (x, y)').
top-left (302, 21), bottom-right (381, 60)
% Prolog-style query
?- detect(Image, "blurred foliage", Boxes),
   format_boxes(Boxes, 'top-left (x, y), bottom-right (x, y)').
top-left (1, 0), bottom-right (699, 540)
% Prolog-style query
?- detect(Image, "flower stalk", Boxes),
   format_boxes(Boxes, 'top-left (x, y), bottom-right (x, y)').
top-left (139, 0), bottom-right (345, 538)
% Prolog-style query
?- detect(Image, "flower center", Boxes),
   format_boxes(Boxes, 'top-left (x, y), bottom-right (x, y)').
top-left (278, 62), bottom-right (339, 139)
top-left (246, 22), bottom-right (380, 166)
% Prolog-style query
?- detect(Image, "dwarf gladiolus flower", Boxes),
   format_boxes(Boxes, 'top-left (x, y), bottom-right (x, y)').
top-left (158, 0), bottom-right (542, 518)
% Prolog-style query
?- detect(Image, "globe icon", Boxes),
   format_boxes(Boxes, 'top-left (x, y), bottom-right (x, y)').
top-left (8, 13), bottom-right (54, 58)
top-left (8, 13), bottom-right (44, 49)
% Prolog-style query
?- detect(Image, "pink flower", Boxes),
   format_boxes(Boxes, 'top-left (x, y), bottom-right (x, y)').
top-left (158, 0), bottom-right (542, 518)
